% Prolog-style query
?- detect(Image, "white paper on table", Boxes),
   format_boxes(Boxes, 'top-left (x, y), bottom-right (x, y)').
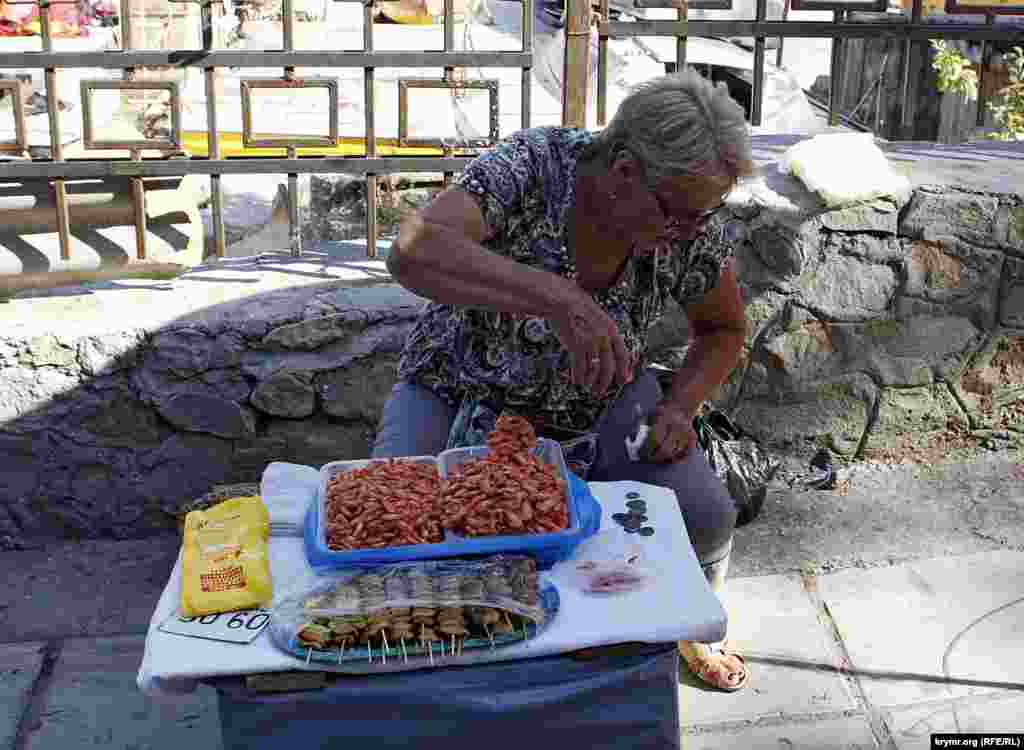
top-left (138, 481), bottom-right (727, 700)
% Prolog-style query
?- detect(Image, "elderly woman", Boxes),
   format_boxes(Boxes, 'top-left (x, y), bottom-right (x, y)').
top-left (378, 69), bottom-right (753, 692)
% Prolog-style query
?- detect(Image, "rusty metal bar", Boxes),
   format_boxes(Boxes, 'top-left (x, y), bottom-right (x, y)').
top-left (599, 19), bottom-right (1020, 40)
top-left (0, 51), bottom-right (538, 68)
top-left (564, 0), bottom-right (592, 126)
top-left (38, 1), bottom-right (73, 261)
top-left (442, 0), bottom-right (454, 191)
top-left (202, 0), bottom-right (225, 258)
top-left (776, 0), bottom-right (789, 68)
top-left (900, 0), bottom-right (923, 132)
top-left (282, 0), bottom-right (302, 256)
top-left (751, 0), bottom-right (767, 126)
top-left (597, 0), bottom-right (608, 125)
top-left (676, 0), bottom-right (688, 72)
top-left (118, 0), bottom-right (148, 260)
top-left (976, 13), bottom-right (995, 128)
top-left (0, 79), bottom-right (28, 155)
top-left (364, 0), bottom-right (378, 259)
top-left (522, 0), bottom-right (533, 129)
top-left (1, 157), bottom-right (481, 179)
top-left (827, 9), bottom-right (843, 127)
top-left (398, 79), bottom-right (500, 148)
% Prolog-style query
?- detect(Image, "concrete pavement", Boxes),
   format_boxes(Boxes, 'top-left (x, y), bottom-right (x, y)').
top-left (2, 452), bottom-right (1022, 749)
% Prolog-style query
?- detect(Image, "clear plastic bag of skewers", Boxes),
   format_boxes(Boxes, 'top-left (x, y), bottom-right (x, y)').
top-left (268, 555), bottom-right (560, 673)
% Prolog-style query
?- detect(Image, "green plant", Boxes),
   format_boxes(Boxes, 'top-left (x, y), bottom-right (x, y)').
top-left (987, 46), bottom-right (1024, 141)
top-left (930, 41), bottom-right (1024, 142)
top-left (931, 40), bottom-right (978, 100)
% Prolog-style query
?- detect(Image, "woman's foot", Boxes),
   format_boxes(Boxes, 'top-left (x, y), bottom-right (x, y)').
top-left (678, 640), bottom-right (751, 692)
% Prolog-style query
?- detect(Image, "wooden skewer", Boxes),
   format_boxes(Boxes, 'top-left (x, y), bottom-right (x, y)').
top-left (368, 642), bottom-right (373, 664)
top-left (306, 647), bottom-right (313, 665)
top-left (381, 632), bottom-right (389, 665)
top-left (401, 638), bottom-right (408, 664)
top-left (504, 611), bottom-right (513, 628)
top-left (451, 633), bottom-right (456, 657)
top-left (339, 639), bottom-right (346, 664)
top-left (485, 624), bottom-right (494, 650)
top-left (427, 641), bottom-right (434, 666)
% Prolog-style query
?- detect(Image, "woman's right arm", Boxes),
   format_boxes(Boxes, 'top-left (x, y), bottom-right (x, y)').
top-left (388, 188), bottom-right (631, 396)
top-left (387, 188), bottom-right (569, 319)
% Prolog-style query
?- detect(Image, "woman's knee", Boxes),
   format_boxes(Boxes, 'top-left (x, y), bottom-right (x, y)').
top-left (372, 381), bottom-right (455, 459)
top-left (636, 449), bottom-right (737, 564)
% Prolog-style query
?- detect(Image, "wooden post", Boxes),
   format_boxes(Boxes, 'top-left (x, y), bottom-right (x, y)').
top-left (562, 0), bottom-right (591, 127)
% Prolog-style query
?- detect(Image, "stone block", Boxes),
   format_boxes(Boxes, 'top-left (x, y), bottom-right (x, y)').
top-left (156, 393), bottom-right (257, 439)
top-left (797, 255), bottom-right (898, 321)
top-left (819, 550), bottom-right (1024, 707)
top-left (899, 189), bottom-right (1001, 248)
top-left (832, 315), bottom-right (983, 384)
top-left (1001, 256), bottom-right (1024, 329)
top-left (0, 366), bottom-right (79, 422)
top-left (76, 331), bottom-right (144, 377)
top-left (235, 417), bottom-right (372, 473)
top-left (261, 312), bottom-right (370, 352)
top-left (820, 199), bottom-right (900, 235)
top-left (20, 334), bottom-right (79, 369)
top-left (139, 433), bottom-right (236, 517)
top-left (133, 366), bottom-right (252, 407)
top-left (732, 374), bottom-right (875, 456)
top-left (317, 355), bottom-right (400, 422)
top-left (901, 239), bottom-right (1004, 330)
top-left (0, 642), bottom-right (46, 750)
top-left (24, 636), bottom-right (223, 750)
top-left (823, 231), bottom-right (907, 263)
top-left (1004, 202), bottom-right (1024, 256)
top-left (758, 317), bottom-right (843, 389)
top-left (144, 328), bottom-right (245, 378)
top-left (250, 370), bottom-right (316, 418)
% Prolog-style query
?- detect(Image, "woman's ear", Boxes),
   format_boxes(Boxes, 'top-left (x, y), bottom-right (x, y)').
top-left (609, 151), bottom-right (643, 184)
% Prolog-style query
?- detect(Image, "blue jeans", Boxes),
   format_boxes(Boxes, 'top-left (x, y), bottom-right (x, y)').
top-left (372, 369), bottom-right (736, 573)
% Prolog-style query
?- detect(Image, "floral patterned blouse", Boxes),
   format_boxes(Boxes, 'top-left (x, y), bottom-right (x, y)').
top-left (397, 126), bottom-right (735, 433)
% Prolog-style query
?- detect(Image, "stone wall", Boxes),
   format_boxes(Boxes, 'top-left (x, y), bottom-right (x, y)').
top-left (1, 147), bottom-right (1022, 548)
top-left (648, 183), bottom-right (1023, 465)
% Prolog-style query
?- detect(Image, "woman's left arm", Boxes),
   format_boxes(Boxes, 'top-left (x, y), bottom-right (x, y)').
top-left (639, 259), bottom-right (747, 463)
top-left (664, 258), bottom-right (747, 415)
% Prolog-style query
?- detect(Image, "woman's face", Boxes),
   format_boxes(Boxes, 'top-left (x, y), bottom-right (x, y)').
top-left (648, 174), bottom-right (733, 242)
top-left (605, 156), bottom-right (732, 246)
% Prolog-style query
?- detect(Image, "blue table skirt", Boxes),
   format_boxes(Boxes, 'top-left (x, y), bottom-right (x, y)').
top-left (215, 644), bottom-right (680, 750)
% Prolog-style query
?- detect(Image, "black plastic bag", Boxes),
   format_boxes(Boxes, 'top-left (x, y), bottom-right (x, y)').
top-left (693, 405), bottom-right (779, 527)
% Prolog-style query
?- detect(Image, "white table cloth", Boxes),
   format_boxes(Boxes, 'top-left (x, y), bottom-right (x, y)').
top-left (138, 479), bottom-right (727, 700)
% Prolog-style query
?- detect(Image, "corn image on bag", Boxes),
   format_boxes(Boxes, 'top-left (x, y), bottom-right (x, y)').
top-left (181, 496), bottom-right (273, 617)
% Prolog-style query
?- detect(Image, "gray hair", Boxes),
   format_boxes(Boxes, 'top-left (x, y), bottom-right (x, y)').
top-left (595, 68), bottom-right (754, 184)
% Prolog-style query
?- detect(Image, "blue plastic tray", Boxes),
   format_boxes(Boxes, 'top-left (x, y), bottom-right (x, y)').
top-left (304, 440), bottom-right (601, 572)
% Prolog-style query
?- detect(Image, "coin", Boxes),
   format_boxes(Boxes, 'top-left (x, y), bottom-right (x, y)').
top-left (638, 527), bottom-right (655, 537)
top-left (624, 526), bottom-right (639, 534)
top-left (625, 492), bottom-right (641, 499)
top-left (626, 500), bottom-right (646, 511)
top-left (623, 518), bottom-right (642, 531)
top-left (627, 514), bottom-right (648, 523)
top-left (611, 513), bottom-right (629, 524)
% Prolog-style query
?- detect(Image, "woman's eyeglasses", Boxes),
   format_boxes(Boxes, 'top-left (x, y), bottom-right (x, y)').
top-left (651, 188), bottom-right (725, 233)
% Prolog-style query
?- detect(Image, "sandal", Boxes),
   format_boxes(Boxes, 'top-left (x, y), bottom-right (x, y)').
top-left (678, 640), bottom-right (751, 692)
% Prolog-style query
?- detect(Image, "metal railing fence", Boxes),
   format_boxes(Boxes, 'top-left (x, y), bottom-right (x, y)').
top-left (596, 0), bottom-right (1022, 130)
top-left (0, 0), bottom-right (535, 260)
top-left (0, 0), bottom-right (1019, 265)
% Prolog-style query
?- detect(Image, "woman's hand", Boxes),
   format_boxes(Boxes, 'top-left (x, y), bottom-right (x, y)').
top-left (550, 289), bottom-right (633, 397)
top-left (640, 403), bottom-right (698, 464)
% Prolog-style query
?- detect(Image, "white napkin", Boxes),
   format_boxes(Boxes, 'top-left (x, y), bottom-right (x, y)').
top-left (779, 133), bottom-right (912, 209)
top-left (260, 462), bottom-right (320, 536)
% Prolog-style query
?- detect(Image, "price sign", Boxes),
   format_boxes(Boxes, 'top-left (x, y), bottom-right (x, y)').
top-left (159, 609), bottom-right (272, 644)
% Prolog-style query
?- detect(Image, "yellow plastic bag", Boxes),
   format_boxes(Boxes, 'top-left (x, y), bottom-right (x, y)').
top-left (180, 496), bottom-right (273, 617)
